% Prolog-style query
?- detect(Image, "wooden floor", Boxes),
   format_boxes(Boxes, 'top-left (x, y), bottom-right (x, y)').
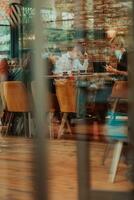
top-left (0, 137), bottom-right (133, 200)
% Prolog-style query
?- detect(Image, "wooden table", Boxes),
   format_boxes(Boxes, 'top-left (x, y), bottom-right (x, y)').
top-left (43, 72), bottom-right (115, 80)
top-left (44, 73), bottom-right (116, 117)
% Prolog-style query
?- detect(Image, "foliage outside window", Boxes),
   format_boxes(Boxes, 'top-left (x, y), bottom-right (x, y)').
top-left (0, 3), bottom-right (10, 58)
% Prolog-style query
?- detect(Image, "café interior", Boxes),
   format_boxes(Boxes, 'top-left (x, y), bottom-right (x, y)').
top-left (0, 0), bottom-right (133, 200)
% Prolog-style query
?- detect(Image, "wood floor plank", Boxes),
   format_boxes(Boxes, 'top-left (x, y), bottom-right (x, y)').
top-left (0, 137), bottom-right (133, 200)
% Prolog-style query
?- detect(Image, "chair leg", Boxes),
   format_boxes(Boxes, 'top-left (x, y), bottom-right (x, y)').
top-left (109, 141), bottom-right (123, 183)
top-left (23, 113), bottom-right (28, 137)
top-left (17, 118), bottom-right (23, 136)
top-left (28, 112), bottom-right (32, 138)
top-left (58, 113), bottom-right (68, 139)
top-left (66, 120), bottom-right (72, 135)
top-left (111, 98), bottom-right (119, 119)
top-left (102, 143), bottom-right (112, 165)
top-left (48, 112), bottom-right (54, 139)
top-left (1, 112), bottom-right (9, 135)
top-left (30, 117), bottom-right (36, 137)
top-left (5, 112), bottom-right (14, 136)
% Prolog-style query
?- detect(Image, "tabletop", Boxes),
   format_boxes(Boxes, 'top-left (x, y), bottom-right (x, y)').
top-left (43, 73), bottom-right (116, 80)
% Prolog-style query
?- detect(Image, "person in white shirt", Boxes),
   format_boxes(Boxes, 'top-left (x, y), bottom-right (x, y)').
top-left (54, 45), bottom-right (88, 74)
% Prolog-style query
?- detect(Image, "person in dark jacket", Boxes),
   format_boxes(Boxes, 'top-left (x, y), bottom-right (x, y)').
top-left (94, 36), bottom-right (128, 124)
top-left (106, 36), bottom-right (128, 76)
top-left (44, 55), bottom-right (56, 94)
top-left (106, 36), bottom-right (134, 183)
top-left (0, 59), bottom-right (9, 117)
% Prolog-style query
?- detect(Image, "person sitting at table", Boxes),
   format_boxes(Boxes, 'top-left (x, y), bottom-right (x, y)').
top-left (44, 55), bottom-right (56, 94)
top-left (104, 36), bottom-right (128, 116)
top-left (8, 52), bottom-right (33, 85)
top-left (0, 59), bottom-right (9, 144)
top-left (106, 36), bottom-right (134, 183)
top-left (54, 44), bottom-right (89, 74)
top-left (94, 36), bottom-right (128, 124)
top-left (106, 36), bottom-right (128, 77)
top-left (0, 59), bottom-right (9, 130)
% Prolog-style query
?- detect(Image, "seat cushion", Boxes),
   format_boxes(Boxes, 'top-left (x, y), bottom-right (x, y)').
top-left (105, 111), bottom-right (128, 141)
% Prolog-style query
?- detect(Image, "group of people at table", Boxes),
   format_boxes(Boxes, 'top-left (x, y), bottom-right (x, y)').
top-left (0, 35), bottom-right (127, 119)
top-left (51, 36), bottom-right (127, 76)
top-left (47, 36), bottom-right (128, 122)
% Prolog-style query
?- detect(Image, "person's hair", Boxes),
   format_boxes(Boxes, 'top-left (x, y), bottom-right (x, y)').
top-left (0, 58), bottom-right (9, 74)
top-left (67, 46), bottom-right (73, 51)
top-left (110, 36), bottom-right (126, 48)
top-left (74, 44), bottom-right (86, 55)
top-left (1, 58), bottom-right (8, 62)
top-left (67, 44), bottom-right (86, 55)
top-left (0, 58), bottom-right (8, 67)
top-left (44, 57), bottom-right (54, 75)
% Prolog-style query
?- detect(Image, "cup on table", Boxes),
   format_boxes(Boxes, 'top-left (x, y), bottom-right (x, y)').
top-left (63, 71), bottom-right (68, 76)
top-left (80, 70), bottom-right (86, 74)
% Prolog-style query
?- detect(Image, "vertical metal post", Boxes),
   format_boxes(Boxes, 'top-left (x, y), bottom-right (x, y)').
top-left (129, 0), bottom-right (134, 140)
top-left (18, 4), bottom-right (23, 65)
top-left (128, 0), bottom-right (134, 185)
top-left (32, 0), bottom-right (48, 200)
top-left (74, 1), bottom-right (90, 200)
top-left (10, 26), bottom-right (19, 58)
top-left (76, 139), bottom-right (90, 200)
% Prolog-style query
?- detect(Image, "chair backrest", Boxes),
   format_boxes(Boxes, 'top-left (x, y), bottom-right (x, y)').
top-left (105, 112), bottom-right (128, 141)
top-left (111, 81), bottom-right (128, 99)
top-left (3, 81), bottom-right (30, 112)
top-left (55, 79), bottom-right (76, 113)
top-left (31, 81), bottom-right (59, 112)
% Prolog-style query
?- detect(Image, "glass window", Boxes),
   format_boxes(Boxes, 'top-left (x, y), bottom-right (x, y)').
top-left (0, 0), bottom-right (9, 25)
top-left (62, 12), bottom-right (74, 29)
top-left (0, 3), bottom-right (10, 58)
top-left (0, 10), bottom-right (10, 25)
top-left (0, 26), bottom-right (10, 59)
top-left (22, 3), bottom-right (34, 52)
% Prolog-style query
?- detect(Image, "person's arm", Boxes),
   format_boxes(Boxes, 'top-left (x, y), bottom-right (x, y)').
top-left (76, 59), bottom-right (88, 71)
top-left (53, 56), bottom-right (64, 74)
top-left (114, 68), bottom-right (128, 76)
top-left (75, 59), bottom-right (83, 71)
top-left (106, 65), bottom-right (128, 76)
top-left (83, 59), bottom-right (89, 71)
top-left (117, 51), bottom-right (127, 70)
